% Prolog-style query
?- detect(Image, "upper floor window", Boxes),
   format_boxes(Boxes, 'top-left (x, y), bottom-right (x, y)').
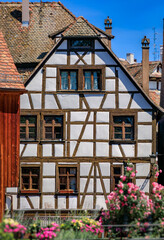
top-left (60, 70), bottom-right (77, 90)
top-left (20, 116), bottom-right (37, 140)
top-left (21, 167), bottom-right (40, 192)
top-left (43, 115), bottom-right (63, 140)
top-left (83, 70), bottom-right (101, 90)
top-left (70, 39), bottom-right (93, 49)
top-left (112, 116), bottom-right (134, 140)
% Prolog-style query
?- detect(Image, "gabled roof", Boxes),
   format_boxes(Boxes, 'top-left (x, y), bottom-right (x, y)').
top-left (0, 1), bottom-right (76, 64)
top-left (0, 31), bottom-right (25, 91)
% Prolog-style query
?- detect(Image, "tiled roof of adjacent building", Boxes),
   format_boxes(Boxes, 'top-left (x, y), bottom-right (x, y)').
top-left (0, 31), bottom-right (25, 90)
top-left (0, 1), bottom-right (76, 64)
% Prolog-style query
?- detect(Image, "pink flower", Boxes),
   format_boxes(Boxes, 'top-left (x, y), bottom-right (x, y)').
top-left (160, 169), bottom-right (162, 173)
top-left (155, 172), bottom-right (159, 177)
top-left (127, 167), bottom-right (133, 171)
top-left (131, 172), bottom-right (135, 177)
top-left (119, 189), bottom-right (123, 194)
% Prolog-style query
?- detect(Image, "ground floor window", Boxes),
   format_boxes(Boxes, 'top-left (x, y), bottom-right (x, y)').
top-left (21, 167), bottom-right (40, 192)
top-left (58, 166), bottom-right (77, 193)
top-left (111, 165), bottom-right (123, 190)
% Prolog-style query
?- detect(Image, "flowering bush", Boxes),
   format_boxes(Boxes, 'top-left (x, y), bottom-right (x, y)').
top-left (3, 218), bottom-right (26, 237)
top-left (36, 222), bottom-right (60, 240)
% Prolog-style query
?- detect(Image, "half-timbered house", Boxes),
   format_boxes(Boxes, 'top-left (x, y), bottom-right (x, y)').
top-left (5, 15), bottom-right (163, 213)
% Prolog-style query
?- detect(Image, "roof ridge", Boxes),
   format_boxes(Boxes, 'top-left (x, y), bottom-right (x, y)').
top-left (58, 1), bottom-right (76, 19)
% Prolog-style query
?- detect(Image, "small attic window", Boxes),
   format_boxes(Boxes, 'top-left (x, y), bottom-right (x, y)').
top-left (70, 39), bottom-right (93, 49)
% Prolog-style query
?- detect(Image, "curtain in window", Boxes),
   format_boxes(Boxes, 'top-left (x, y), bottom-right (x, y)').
top-left (93, 71), bottom-right (99, 90)
top-left (70, 71), bottom-right (77, 90)
top-left (61, 71), bottom-right (68, 90)
top-left (84, 71), bottom-right (91, 90)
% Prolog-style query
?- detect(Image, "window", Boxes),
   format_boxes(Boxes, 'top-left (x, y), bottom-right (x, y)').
top-left (43, 115), bottom-right (63, 140)
top-left (111, 165), bottom-right (123, 190)
top-left (113, 116), bottom-right (134, 140)
top-left (58, 167), bottom-right (77, 193)
top-left (20, 116), bottom-right (37, 140)
top-left (83, 70), bottom-right (101, 90)
top-left (21, 167), bottom-right (40, 192)
top-left (70, 39), bottom-right (93, 49)
top-left (60, 70), bottom-right (77, 90)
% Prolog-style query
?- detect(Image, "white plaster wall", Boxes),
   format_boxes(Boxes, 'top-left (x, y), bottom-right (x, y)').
top-left (119, 93), bottom-right (131, 109)
top-left (43, 163), bottom-right (55, 176)
top-left (131, 94), bottom-right (152, 109)
top-left (106, 67), bottom-right (115, 77)
top-left (76, 142), bottom-right (93, 157)
top-left (47, 52), bottom-right (67, 65)
top-left (54, 144), bottom-right (64, 157)
top-left (58, 40), bottom-right (67, 50)
top-left (99, 163), bottom-right (110, 176)
top-left (96, 179), bottom-right (103, 193)
top-left (43, 144), bottom-right (52, 157)
top-left (45, 94), bottom-right (58, 109)
top-left (121, 144), bottom-right (135, 157)
top-left (82, 125), bottom-right (93, 139)
top-left (137, 143), bottom-right (152, 157)
top-left (42, 196), bottom-right (55, 209)
top-left (138, 125), bottom-right (152, 140)
top-left (29, 196), bottom-right (40, 209)
top-left (70, 141), bottom-right (77, 156)
top-left (138, 111), bottom-right (152, 122)
top-left (57, 94), bottom-right (79, 109)
top-left (58, 196), bottom-right (66, 209)
top-left (23, 144), bottom-right (37, 157)
top-left (149, 81), bottom-right (156, 90)
top-left (69, 196), bottom-right (77, 209)
top-left (112, 145), bottom-right (122, 157)
top-left (96, 142), bottom-right (109, 157)
top-left (106, 79), bottom-right (115, 91)
top-left (71, 112), bottom-right (87, 122)
top-left (26, 69), bottom-right (43, 91)
top-left (96, 125), bottom-right (109, 139)
top-left (42, 178), bottom-right (55, 193)
top-left (20, 144), bottom-right (25, 155)
top-left (6, 187), bottom-right (18, 193)
top-left (80, 163), bottom-right (93, 176)
top-left (82, 196), bottom-right (93, 209)
top-left (96, 112), bottom-right (109, 123)
top-left (83, 52), bottom-right (92, 65)
top-left (136, 163), bottom-right (150, 177)
top-left (45, 78), bottom-right (56, 91)
top-left (46, 68), bottom-right (57, 77)
top-left (96, 196), bottom-right (107, 210)
top-left (20, 94), bottom-right (31, 109)
top-left (95, 40), bottom-right (104, 50)
top-left (70, 52), bottom-right (80, 65)
top-left (84, 94), bottom-right (103, 109)
top-left (118, 68), bottom-right (137, 92)
top-left (20, 197), bottom-right (30, 209)
top-left (95, 52), bottom-right (116, 65)
top-left (102, 94), bottom-right (115, 109)
top-left (70, 125), bottom-right (83, 140)
top-left (136, 179), bottom-right (149, 193)
top-left (80, 179), bottom-right (93, 192)
top-left (88, 112), bottom-right (94, 121)
top-left (31, 94), bottom-right (42, 109)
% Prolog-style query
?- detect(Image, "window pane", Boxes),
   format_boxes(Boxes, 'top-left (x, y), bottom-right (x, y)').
top-left (70, 177), bottom-right (76, 191)
top-left (114, 167), bottom-right (121, 175)
top-left (28, 117), bottom-right (36, 124)
top-left (124, 117), bottom-right (133, 124)
top-left (70, 168), bottom-right (76, 175)
top-left (113, 116), bottom-right (122, 124)
top-left (70, 39), bottom-right (92, 48)
top-left (114, 127), bottom-right (122, 133)
top-left (59, 168), bottom-right (66, 174)
top-left (20, 116), bottom-right (26, 124)
top-left (84, 71), bottom-right (91, 90)
top-left (70, 71), bottom-right (77, 90)
top-left (115, 177), bottom-right (120, 186)
top-left (54, 116), bottom-right (63, 124)
top-left (45, 127), bottom-right (52, 139)
top-left (55, 127), bottom-right (62, 139)
top-left (31, 168), bottom-right (40, 175)
top-left (114, 133), bottom-right (122, 139)
top-left (125, 134), bottom-right (133, 139)
top-left (61, 71), bottom-right (68, 90)
top-left (44, 116), bottom-right (53, 124)
top-left (93, 71), bottom-right (100, 90)
top-left (60, 177), bottom-right (67, 190)
top-left (22, 168), bottom-right (30, 174)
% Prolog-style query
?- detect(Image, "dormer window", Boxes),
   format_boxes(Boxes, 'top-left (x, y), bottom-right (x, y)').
top-left (70, 39), bottom-right (93, 49)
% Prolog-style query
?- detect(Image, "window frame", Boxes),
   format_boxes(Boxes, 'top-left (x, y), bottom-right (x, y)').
top-left (20, 166), bottom-right (40, 193)
top-left (83, 69), bottom-right (102, 91)
top-left (60, 69), bottom-right (78, 91)
top-left (111, 164), bottom-right (123, 191)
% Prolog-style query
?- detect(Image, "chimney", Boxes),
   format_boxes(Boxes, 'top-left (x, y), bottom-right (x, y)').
top-left (160, 19), bottom-right (164, 108)
top-left (22, 0), bottom-right (29, 27)
top-left (104, 16), bottom-right (112, 49)
top-left (126, 53), bottom-right (134, 64)
top-left (141, 36), bottom-right (150, 95)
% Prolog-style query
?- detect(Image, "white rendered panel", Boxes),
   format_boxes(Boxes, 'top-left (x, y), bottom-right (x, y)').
top-left (95, 40), bottom-right (104, 50)
top-left (138, 125), bottom-right (152, 140)
top-left (106, 67), bottom-right (115, 77)
top-left (138, 111), bottom-right (152, 122)
top-left (84, 94), bottom-right (103, 109)
top-left (96, 125), bottom-right (109, 139)
top-left (45, 78), bottom-right (56, 91)
top-left (82, 101), bottom-right (87, 109)
top-left (23, 144), bottom-right (37, 157)
top-left (43, 144), bottom-right (52, 157)
top-left (80, 178), bottom-right (87, 192)
top-left (71, 112), bottom-right (87, 122)
top-left (58, 196), bottom-right (66, 209)
top-left (96, 179), bottom-right (103, 193)
top-left (70, 52), bottom-right (81, 65)
top-left (46, 68), bottom-right (57, 77)
top-left (20, 144), bottom-right (25, 155)
top-left (96, 179), bottom-right (110, 193)
top-left (80, 163), bottom-right (93, 176)
top-left (102, 94), bottom-right (115, 109)
top-left (54, 144), bottom-right (64, 157)
top-left (96, 196), bottom-right (107, 210)
top-left (45, 94), bottom-right (58, 109)
top-left (149, 81), bottom-right (156, 90)
top-left (88, 112), bottom-right (94, 121)
top-left (82, 125), bottom-right (93, 139)
top-left (57, 94), bottom-right (79, 109)
top-left (20, 197), bottom-right (30, 209)
top-left (47, 52), bottom-right (67, 65)
top-left (26, 69), bottom-right (42, 91)
top-left (131, 94), bottom-right (152, 109)
top-left (119, 93), bottom-right (131, 109)
top-left (82, 196), bottom-right (93, 209)
top-left (83, 52), bottom-right (92, 64)
top-left (121, 144), bottom-right (135, 157)
top-left (70, 141), bottom-right (77, 156)
top-left (138, 143), bottom-right (152, 157)
top-left (136, 163), bottom-right (150, 177)
top-left (118, 68), bottom-right (137, 91)
top-left (29, 196), bottom-right (39, 209)
top-left (76, 142), bottom-right (93, 157)
top-left (136, 179), bottom-right (149, 193)
top-left (43, 163), bottom-right (55, 176)
top-left (6, 187), bottom-right (18, 193)
top-left (106, 79), bottom-right (115, 91)
top-left (96, 112), bottom-right (109, 123)
top-left (20, 94), bottom-right (31, 109)
top-left (70, 125), bottom-right (83, 140)
top-left (96, 142), bottom-right (109, 157)
top-left (112, 145), bottom-right (122, 157)
top-left (69, 196), bottom-right (77, 209)
top-left (95, 52), bottom-right (116, 65)
top-left (42, 179), bottom-right (55, 193)
top-left (42, 196), bottom-right (55, 209)
top-left (99, 163), bottom-right (110, 176)
top-left (58, 40), bottom-right (67, 50)
top-left (31, 94), bottom-right (42, 109)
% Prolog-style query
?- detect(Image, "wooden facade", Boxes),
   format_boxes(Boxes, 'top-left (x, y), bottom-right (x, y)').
top-left (5, 17), bottom-right (162, 213)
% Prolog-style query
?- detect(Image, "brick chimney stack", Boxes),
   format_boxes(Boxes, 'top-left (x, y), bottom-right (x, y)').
top-left (141, 36), bottom-right (150, 95)
top-left (22, 0), bottom-right (29, 27)
top-left (160, 19), bottom-right (164, 108)
top-left (104, 16), bottom-right (112, 49)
